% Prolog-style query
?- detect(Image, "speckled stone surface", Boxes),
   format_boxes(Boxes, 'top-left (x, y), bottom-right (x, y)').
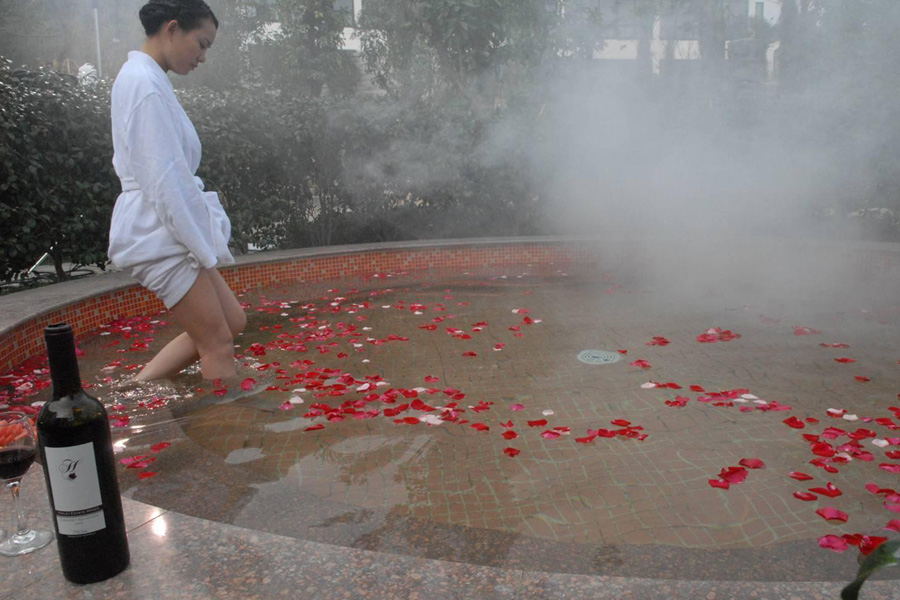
top-left (2, 472), bottom-right (900, 600)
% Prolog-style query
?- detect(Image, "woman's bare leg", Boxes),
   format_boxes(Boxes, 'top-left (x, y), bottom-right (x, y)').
top-left (207, 268), bottom-right (247, 336)
top-left (135, 269), bottom-right (239, 381)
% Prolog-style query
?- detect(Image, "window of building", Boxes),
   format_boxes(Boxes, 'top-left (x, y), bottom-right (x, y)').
top-left (755, 1), bottom-right (764, 19)
top-left (335, 0), bottom-right (355, 25)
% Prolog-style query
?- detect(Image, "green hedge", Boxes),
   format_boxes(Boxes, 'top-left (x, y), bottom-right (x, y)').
top-left (0, 58), bottom-right (542, 284)
top-left (0, 59), bottom-right (117, 282)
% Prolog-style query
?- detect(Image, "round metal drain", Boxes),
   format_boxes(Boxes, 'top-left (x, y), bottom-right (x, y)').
top-left (577, 349), bottom-right (621, 365)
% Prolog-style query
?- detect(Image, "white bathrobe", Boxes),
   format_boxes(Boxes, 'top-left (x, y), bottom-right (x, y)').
top-left (108, 51), bottom-right (233, 308)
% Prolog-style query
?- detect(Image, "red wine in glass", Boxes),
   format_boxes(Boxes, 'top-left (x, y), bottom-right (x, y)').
top-left (0, 448), bottom-right (36, 481)
top-left (0, 411), bottom-right (53, 557)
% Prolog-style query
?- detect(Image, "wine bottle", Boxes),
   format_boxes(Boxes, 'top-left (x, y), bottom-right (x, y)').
top-left (37, 323), bottom-right (130, 584)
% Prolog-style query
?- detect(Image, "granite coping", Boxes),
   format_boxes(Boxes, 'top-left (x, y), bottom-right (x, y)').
top-left (1, 471), bottom-right (898, 600)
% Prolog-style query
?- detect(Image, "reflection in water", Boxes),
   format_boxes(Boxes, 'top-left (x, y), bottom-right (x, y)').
top-left (225, 447), bottom-right (266, 464)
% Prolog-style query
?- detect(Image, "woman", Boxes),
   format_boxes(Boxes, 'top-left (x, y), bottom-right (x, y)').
top-left (108, 0), bottom-right (246, 383)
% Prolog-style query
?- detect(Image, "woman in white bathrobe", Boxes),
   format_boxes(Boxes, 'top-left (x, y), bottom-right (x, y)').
top-left (109, 0), bottom-right (246, 382)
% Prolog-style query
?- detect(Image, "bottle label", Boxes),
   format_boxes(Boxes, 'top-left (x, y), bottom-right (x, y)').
top-left (44, 442), bottom-right (106, 536)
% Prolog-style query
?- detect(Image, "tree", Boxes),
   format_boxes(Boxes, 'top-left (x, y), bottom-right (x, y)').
top-left (248, 0), bottom-right (360, 97)
top-left (357, 0), bottom-right (562, 103)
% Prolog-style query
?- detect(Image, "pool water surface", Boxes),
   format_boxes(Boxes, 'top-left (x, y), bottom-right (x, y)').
top-left (6, 263), bottom-right (900, 582)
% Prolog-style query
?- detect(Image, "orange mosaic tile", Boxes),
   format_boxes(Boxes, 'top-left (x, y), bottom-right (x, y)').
top-left (1, 243), bottom-right (595, 373)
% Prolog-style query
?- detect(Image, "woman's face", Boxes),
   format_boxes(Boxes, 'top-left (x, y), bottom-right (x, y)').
top-left (163, 18), bottom-right (217, 75)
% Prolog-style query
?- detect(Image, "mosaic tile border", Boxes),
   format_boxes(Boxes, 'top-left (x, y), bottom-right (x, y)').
top-left (0, 241), bottom-right (597, 373)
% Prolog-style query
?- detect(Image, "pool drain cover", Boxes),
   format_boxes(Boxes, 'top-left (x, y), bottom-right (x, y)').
top-left (577, 350), bottom-right (621, 365)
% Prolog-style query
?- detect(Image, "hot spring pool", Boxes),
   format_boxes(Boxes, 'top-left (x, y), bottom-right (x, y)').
top-left (3, 240), bottom-right (900, 583)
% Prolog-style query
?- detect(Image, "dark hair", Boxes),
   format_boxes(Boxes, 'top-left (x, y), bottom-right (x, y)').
top-left (139, 0), bottom-right (218, 37)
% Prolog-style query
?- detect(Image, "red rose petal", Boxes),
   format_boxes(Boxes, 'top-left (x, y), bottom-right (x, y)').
top-left (793, 492), bottom-right (818, 501)
top-left (789, 471), bottom-right (814, 481)
top-left (527, 419), bottom-right (548, 427)
top-left (138, 471), bottom-right (158, 480)
top-left (739, 458), bottom-right (766, 470)
top-left (855, 376), bottom-right (871, 383)
top-left (816, 507), bottom-right (849, 523)
top-left (665, 396), bottom-right (690, 407)
top-left (503, 447), bottom-right (521, 457)
top-left (884, 520), bottom-right (900, 533)
top-left (708, 479), bottom-right (730, 489)
top-left (858, 535), bottom-right (888, 556)
top-left (719, 466), bottom-right (749, 484)
top-left (809, 482), bottom-right (842, 498)
top-left (783, 416), bottom-right (806, 429)
top-left (502, 430), bottom-right (518, 440)
top-left (150, 442), bottom-right (171, 453)
top-left (834, 358), bottom-right (856, 364)
top-left (240, 378), bottom-right (256, 391)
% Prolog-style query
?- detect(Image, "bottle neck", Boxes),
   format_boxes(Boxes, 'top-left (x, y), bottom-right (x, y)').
top-left (45, 328), bottom-right (84, 399)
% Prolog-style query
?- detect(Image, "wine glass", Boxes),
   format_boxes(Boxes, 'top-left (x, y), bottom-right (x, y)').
top-left (0, 411), bottom-right (53, 556)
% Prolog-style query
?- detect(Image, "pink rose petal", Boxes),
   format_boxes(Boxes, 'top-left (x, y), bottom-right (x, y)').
top-left (818, 534), bottom-right (849, 552)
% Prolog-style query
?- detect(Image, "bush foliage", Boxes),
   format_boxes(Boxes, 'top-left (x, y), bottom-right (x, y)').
top-left (0, 56), bottom-right (541, 283)
top-left (0, 59), bottom-right (117, 282)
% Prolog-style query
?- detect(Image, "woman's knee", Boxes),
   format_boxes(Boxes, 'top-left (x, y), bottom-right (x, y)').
top-left (171, 271), bottom-right (235, 353)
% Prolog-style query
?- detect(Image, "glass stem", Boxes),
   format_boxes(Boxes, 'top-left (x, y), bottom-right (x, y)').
top-left (8, 480), bottom-right (29, 537)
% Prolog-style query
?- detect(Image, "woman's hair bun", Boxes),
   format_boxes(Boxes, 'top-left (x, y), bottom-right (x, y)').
top-left (139, 0), bottom-right (217, 36)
